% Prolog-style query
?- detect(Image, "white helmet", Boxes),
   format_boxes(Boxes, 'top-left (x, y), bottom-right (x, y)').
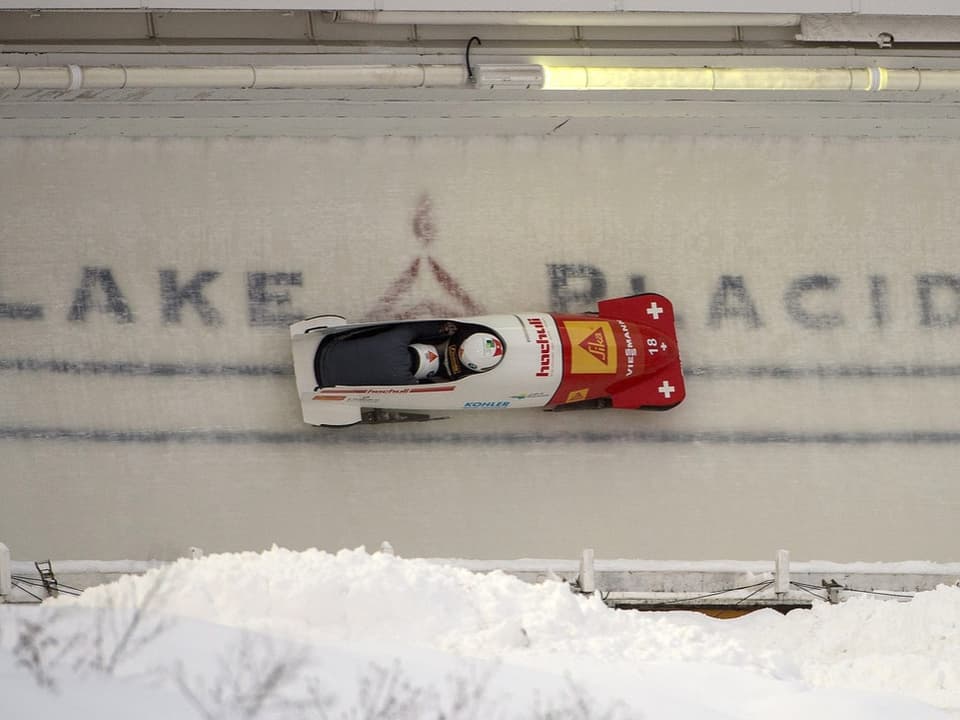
top-left (410, 343), bottom-right (441, 379)
top-left (458, 333), bottom-right (504, 372)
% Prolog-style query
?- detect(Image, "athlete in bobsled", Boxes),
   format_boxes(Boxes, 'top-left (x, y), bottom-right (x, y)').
top-left (409, 324), bottom-right (504, 381)
top-left (313, 318), bottom-right (504, 389)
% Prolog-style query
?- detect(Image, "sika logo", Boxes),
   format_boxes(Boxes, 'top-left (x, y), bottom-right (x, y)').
top-left (563, 320), bottom-right (618, 375)
top-left (526, 316), bottom-right (552, 377)
top-left (579, 328), bottom-right (608, 365)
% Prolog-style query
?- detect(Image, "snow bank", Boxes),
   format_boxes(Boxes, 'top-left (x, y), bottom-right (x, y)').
top-left (67, 546), bottom-right (960, 709)
top-left (2, 546), bottom-right (956, 719)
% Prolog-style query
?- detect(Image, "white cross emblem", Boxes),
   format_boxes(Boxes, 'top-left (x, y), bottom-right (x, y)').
top-left (658, 380), bottom-right (676, 399)
top-left (646, 302), bottom-right (664, 320)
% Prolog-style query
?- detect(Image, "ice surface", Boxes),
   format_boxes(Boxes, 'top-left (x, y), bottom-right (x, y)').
top-left (2, 135), bottom-right (960, 561)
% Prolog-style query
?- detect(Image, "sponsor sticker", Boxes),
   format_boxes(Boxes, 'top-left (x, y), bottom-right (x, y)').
top-left (525, 317), bottom-right (552, 377)
top-left (616, 319), bottom-right (638, 377)
top-left (566, 388), bottom-right (589, 403)
top-left (463, 401), bottom-right (511, 408)
top-left (563, 320), bottom-right (618, 375)
top-left (317, 386), bottom-right (455, 394)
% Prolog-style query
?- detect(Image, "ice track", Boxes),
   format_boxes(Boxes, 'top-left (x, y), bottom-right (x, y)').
top-left (3, 135), bottom-right (960, 562)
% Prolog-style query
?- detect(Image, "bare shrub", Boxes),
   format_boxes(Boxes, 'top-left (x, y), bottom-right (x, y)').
top-left (531, 676), bottom-right (634, 720)
top-left (175, 632), bottom-right (310, 720)
top-left (6, 569), bottom-right (174, 693)
top-left (310, 660), bottom-right (505, 720)
top-left (82, 570), bottom-right (173, 676)
top-left (348, 660), bottom-right (430, 720)
top-left (435, 665), bottom-right (499, 720)
top-left (12, 616), bottom-right (62, 691)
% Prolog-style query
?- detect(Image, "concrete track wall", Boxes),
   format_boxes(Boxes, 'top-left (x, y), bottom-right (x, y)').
top-left (2, 135), bottom-right (959, 561)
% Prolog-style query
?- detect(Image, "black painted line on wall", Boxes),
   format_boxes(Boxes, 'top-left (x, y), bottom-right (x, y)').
top-left (0, 358), bottom-right (292, 377)
top-left (3, 357), bottom-right (960, 379)
top-left (689, 365), bottom-right (960, 379)
top-left (2, 427), bottom-right (959, 446)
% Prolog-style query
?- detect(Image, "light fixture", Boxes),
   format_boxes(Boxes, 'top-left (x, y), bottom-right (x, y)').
top-left (541, 66), bottom-right (871, 91)
top-left (471, 64), bottom-right (545, 89)
top-left (468, 64), bottom-right (944, 92)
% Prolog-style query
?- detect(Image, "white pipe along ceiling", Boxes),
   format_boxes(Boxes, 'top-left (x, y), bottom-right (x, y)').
top-left (4, 64), bottom-right (960, 92)
top-left (326, 11), bottom-right (803, 26)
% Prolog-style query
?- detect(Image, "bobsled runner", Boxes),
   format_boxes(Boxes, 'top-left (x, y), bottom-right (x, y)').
top-left (290, 293), bottom-right (685, 427)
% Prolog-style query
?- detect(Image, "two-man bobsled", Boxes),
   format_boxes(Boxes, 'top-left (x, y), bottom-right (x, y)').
top-left (290, 293), bottom-right (685, 426)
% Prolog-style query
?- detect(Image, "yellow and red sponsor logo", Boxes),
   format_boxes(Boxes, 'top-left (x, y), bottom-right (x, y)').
top-left (563, 320), bottom-right (618, 375)
top-left (566, 388), bottom-right (589, 403)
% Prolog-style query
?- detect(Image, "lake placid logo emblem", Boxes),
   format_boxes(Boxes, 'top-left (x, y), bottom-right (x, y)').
top-left (563, 320), bottom-right (618, 375)
top-left (364, 194), bottom-right (483, 320)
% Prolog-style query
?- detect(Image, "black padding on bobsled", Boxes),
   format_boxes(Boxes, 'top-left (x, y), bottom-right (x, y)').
top-left (316, 325), bottom-right (419, 387)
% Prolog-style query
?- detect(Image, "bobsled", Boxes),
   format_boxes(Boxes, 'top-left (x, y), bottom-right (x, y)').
top-left (290, 293), bottom-right (685, 427)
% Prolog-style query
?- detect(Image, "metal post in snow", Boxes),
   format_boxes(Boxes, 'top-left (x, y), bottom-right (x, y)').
top-left (578, 548), bottom-right (595, 594)
top-left (0, 543), bottom-right (10, 599)
top-left (775, 549), bottom-right (790, 596)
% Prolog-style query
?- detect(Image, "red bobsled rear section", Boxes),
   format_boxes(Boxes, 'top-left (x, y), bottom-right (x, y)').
top-left (549, 293), bottom-right (685, 411)
top-left (599, 294), bottom-right (685, 409)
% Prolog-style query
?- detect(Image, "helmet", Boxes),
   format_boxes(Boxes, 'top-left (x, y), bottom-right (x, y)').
top-left (410, 343), bottom-right (441, 379)
top-left (458, 333), bottom-right (504, 372)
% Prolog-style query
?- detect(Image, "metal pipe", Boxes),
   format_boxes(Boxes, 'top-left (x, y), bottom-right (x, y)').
top-left (0, 64), bottom-right (468, 90)
top-left (331, 11), bottom-right (801, 27)
top-left (0, 543), bottom-right (11, 599)
top-left (3, 63), bottom-right (960, 92)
